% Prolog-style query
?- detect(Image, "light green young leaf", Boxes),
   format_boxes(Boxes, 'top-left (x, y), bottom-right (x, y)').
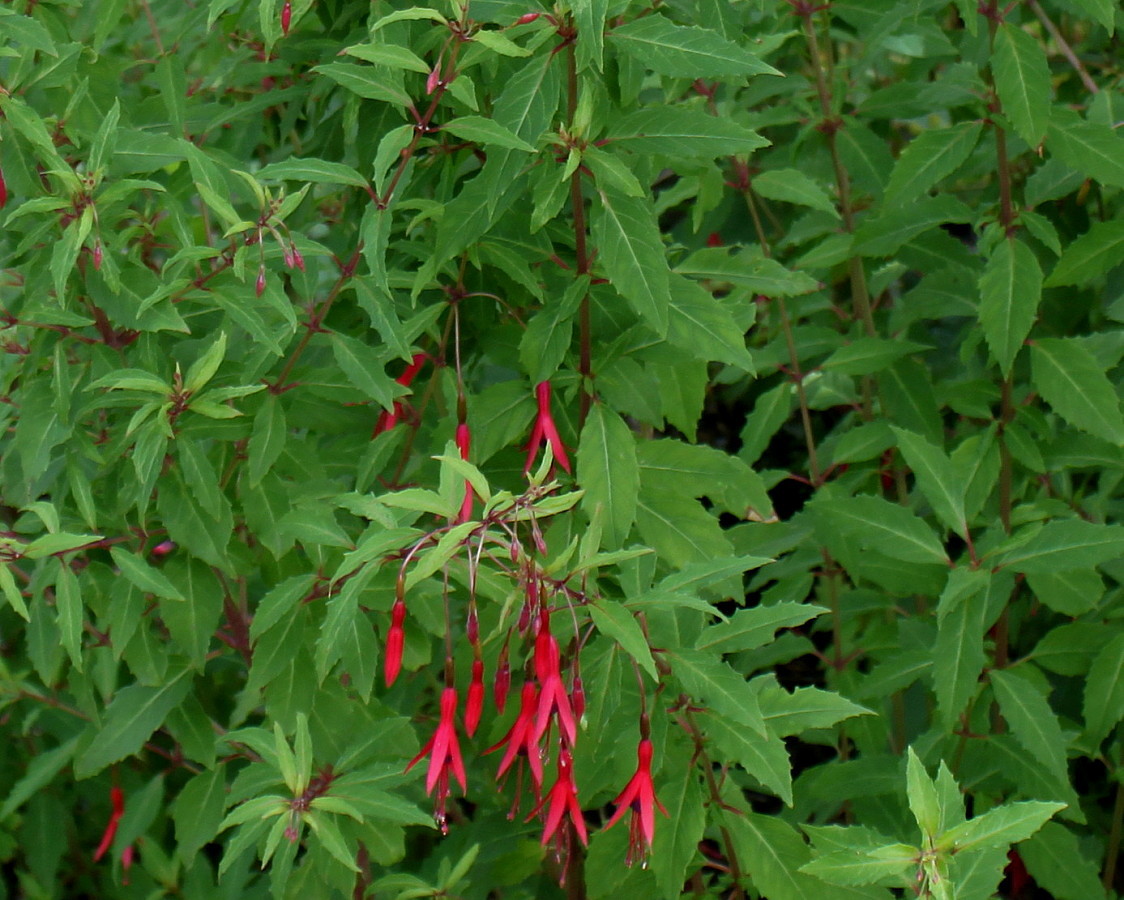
top-left (939, 801), bottom-right (1065, 854)
top-left (1031, 337), bottom-right (1124, 443)
top-left (342, 42), bottom-right (430, 73)
top-left (906, 748), bottom-right (941, 838)
top-left (257, 157), bottom-right (370, 188)
top-left (993, 25), bottom-right (1051, 146)
top-left (978, 237), bottom-right (1041, 376)
top-left (800, 844), bottom-right (916, 887)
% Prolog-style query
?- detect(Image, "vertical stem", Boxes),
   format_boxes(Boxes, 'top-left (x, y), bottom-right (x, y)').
top-left (566, 40), bottom-right (593, 427)
top-left (1105, 763), bottom-right (1124, 892)
top-left (799, 8), bottom-right (875, 339)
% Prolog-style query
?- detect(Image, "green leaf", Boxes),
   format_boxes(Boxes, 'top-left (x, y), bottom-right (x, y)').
top-left (671, 648), bottom-right (765, 736)
top-left (994, 519), bottom-right (1124, 574)
top-left (726, 812), bottom-right (828, 900)
top-left (248, 394), bottom-right (287, 488)
top-left (852, 195), bottom-right (973, 257)
top-left (109, 546), bottom-right (184, 600)
top-left (939, 801), bottom-right (1065, 854)
top-left (906, 747), bottom-right (941, 837)
top-left (75, 665), bottom-right (193, 776)
top-left (753, 168), bottom-right (839, 216)
top-left (883, 122), bottom-right (983, 207)
top-left (978, 237), bottom-right (1041, 376)
top-left (257, 156), bottom-right (372, 189)
top-left (441, 116), bottom-right (535, 152)
top-left (161, 558), bottom-right (224, 667)
top-left (705, 713), bottom-right (792, 805)
top-left (55, 564), bottom-right (83, 670)
top-left (0, 564), bottom-right (30, 621)
top-left (665, 275), bottom-right (753, 370)
top-left (1031, 337), bottom-right (1124, 443)
top-left (608, 16), bottom-right (780, 78)
top-left (330, 332), bottom-right (395, 409)
top-left (1020, 822), bottom-right (1108, 900)
top-left (1044, 218), bottom-right (1124, 287)
top-left (313, 62), bottom-right (412, 108)
top-left (1083, 632), bottom-right (1124, 744)
top-left (891, 427), bottom-right (966, 533)
top-left (1047, 111), bottom-right (1124, 189)
top-left (577, 404), bottom-right (639, 547)
top-left (649, 740), bottom-right (706, 897)
top-left (21, 532), bottom-right (102, 559)
top-left (1061, 0), bottom-right (1115, 31)
top-left (0, 10), bottom-right (58, 55)
top-left (173, 768), bottom-right (227, 863)
top-left (0, 736), bottom-right (78, 820)
top-left (696, 603), bottom-right (826, 653)
top-left (607, 107), bottom-right (768, 158)
top-left (755, 680), bottom-right (872, 736)
top-left (990, 668), bottom-right (1069, 784)
top-left (822, 337), bottom-right (932, 377)
top-left (933, 570), bottom-right (995, 728)
top-left (592, 187), bottom-right (671, 336)
top-left (589, 600), bottom-right (656, 679)
top-left (675, 247), bottom-right (819, 295)
top-left (814, 495), bottom-right (948, 565)
top-left (341, 42), bottom-right (430, 73)
top-left (993, 25), bottom-right (1051, 146)
top-left (157, 474), bottom-right (232, 571)
top-left (636, 490), bottom-right (732, 568)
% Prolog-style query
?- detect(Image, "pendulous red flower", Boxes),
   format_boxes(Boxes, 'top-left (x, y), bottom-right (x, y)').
top-left (603, 738), bottom-right (668, 865)
top-left (465, 658), bottom-right (485, 737)
top-left (455, 422), bottom-right (474, 522)
top-left (486, 680), bottom-right (544, 791)
top-left (532, 609), bottom-right (577, 747)
top-left (93, 785), bottom-right (125, 862)
top-left (405, 686), bottom-right (467, 832)
top-left (374, 353), bottom-right (427, 436)
top-left (384, 596), bottom-right (406, 686)
top-left (525, 381), bottom-right (572, 475)
top-left (530, 748), bottom-right (587, 847)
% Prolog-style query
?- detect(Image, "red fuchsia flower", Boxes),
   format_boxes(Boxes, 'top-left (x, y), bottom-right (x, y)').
top-left (455, 422), bottom-right (474, 523)
top-left (530, 748), bottom-right (587, 847)
top-left (93, 785), bottom-right (125, 862)
top-left (525, 381), bottom-right (572, 475)
top-left (374, 353), bottom-right (427, 436)
top-left (280, 0), bottom-right (292, 34)
top-left (514, 12), bottom-right (541, 25)
top-left (603, 738), bottom-right (668, 865)
top-left (465, 658), bottom-right (485, 737)
top-left (0, 165), bottom-right (8, 210)
top-left (532, 609), bottom-right (577, 747)
top-left (487, 680), bottom-right (545, 791)
top-left (255, 265), bottom-right (266, 297)
top-left (405, 686), bottom-right (467, 832)
top-left (384, 597), bottom-right (406, 686)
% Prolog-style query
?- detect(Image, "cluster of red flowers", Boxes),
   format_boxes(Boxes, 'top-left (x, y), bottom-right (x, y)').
top-left (377, 374), bottom-right (665, 865)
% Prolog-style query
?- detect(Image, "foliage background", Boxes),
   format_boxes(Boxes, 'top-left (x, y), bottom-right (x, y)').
top-left (0, 0), bottom-right (1122, 897)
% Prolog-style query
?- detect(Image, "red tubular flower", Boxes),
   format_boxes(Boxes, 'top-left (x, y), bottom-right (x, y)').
top-left (465, 658), bottom-right (485, 737)
top-left (455, 422), bottom-right (474, 522)
top-left (405, 687), bottom-right (467, 832)
top-left (280, 0), bottom-right (292, 34)
top-left (0, 165), bottom-right (7, 210)
top-left (486, 680), bottom-right (544, 790)
top-left (374, 353), bottom-right (427, 436)
top-left (532, 610), bottom-right (577, 747)
top-left (603, 738), bottom-right (668, 865)
top-left (384, 597), bottom-right (406, 686)
top-left (93, 785), bottom-right (125, 862)
top-left (530, 749), bottom-right (587, 846)
top-left (255, 266), bottom-right (266, 297)
top-left (525, 381), bottom-right (572, 475)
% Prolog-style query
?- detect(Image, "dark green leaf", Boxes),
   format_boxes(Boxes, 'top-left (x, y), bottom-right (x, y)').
top-left (978, 237), bottom-right (1041, 376)
top-left (608, 16), bottom-right (780, 78)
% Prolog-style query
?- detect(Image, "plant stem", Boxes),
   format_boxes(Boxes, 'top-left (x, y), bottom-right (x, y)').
top-left (566, 39), bottom-right (593, 427)
top-left (1026, 0), bottom-right (1100, 95)
top-left (1105, 758), bottom-right (1123, 891)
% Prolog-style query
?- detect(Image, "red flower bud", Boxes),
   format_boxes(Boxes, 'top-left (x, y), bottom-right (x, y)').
top-left (93, 785), bottom-right (125, 862)
top-left (255, 266), bottom-right (266, 297)
top-left (455, 422), bottom-right (473, 522)
top-left (93, 242), bottom-right (103, 271)
top-left (281, 0), bottom-right (292, 35)
top-left (384, 598), bottom-right (406, 686)
top-left (571, 675), bottom-right (585, 721)
top-left (465, 658), bottom-right (485, 736)
top-left (494, 639), bottom-right (511, 713)
top-left (426, 65), bottom-right (441, 95)
top-left (706, 231), bottom-right (723, 247)
top-left (515, 12), bottom-right (541, 24)
top-left (0, 165), bottom-right (8, 210)
top-left (466, 606), bottom-right (479, 647)
top-left (150, 540), bottom-right (177, 559)
top-left (291, 243), bottom-right (305, 271)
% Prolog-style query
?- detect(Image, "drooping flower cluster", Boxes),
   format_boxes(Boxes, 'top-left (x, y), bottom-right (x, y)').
top-left (382, 377), bottom-right (665, 867)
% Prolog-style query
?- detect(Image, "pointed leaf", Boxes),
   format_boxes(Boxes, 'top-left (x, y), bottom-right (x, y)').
top-left (990, 668), bottom-right (1069, 784)
top-left (577, 404), bottom-right (639, 547)
top-left (993, 25), bottom-right (1051, 146)
top-left (608, 16), bottom-right (780, 78)
top-left (891, 427), bottom-right (966, 533)
top-left (883, 122), bottom-right (983, 207)
top-left (978, 237), bottom-right (1041, 376)
top-left (1031, 337), bottom-right (1124, 443)
top-left (1044, 218), bottom-right (1124, 287)
top-left (1084, 632), bottom-right (1124, 745)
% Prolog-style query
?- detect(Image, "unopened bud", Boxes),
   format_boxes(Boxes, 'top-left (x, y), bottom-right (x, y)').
top-left (281, 0), bottom-right (292, 35)
top-left (255, 266), bottom-right (266, 297)
top-left (514, 12), bottom-right (541, 24)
